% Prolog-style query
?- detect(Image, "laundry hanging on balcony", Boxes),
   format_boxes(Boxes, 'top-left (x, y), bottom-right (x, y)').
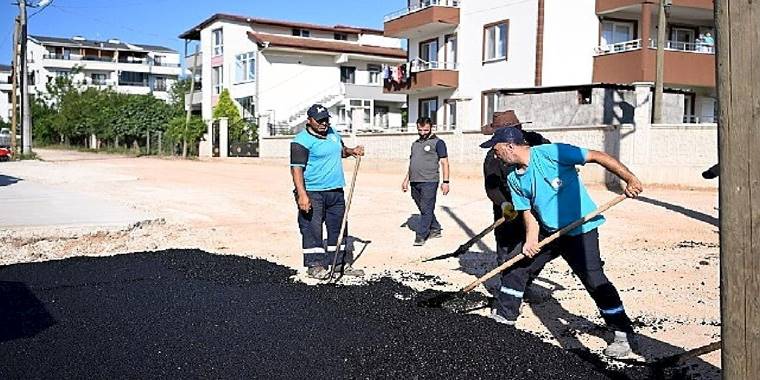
top-left (383, 63), bottom-right (411, 91)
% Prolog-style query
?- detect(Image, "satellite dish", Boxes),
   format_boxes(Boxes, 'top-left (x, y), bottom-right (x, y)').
top-left (37, 0), bottom-right (51, 6)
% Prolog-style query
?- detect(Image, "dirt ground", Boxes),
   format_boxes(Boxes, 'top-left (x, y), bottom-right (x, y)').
top-left (0, 149), bottom-right (721, 377)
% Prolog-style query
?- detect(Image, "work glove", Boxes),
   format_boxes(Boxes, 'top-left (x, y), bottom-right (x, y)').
top-left (501, 202), bottom-right (518, 221)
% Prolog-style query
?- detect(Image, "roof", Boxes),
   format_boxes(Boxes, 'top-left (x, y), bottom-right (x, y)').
top-left (179, 13), bottom-right (384, 40)
top-left (247, 31), bottom-right (406, 59)
top-left (0, 64), bottom-right (11, 72)
top-left (29, 35), bottom-right (177, 53)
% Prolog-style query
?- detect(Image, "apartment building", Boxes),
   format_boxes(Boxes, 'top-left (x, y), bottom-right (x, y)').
top-left (0, 65), bottom-right (12, 122)
top-left (179, 14), bottom-right (407, 135)
top-left (27, 35), bottom-right (182, 102)
top-left (383, 0), bottom-right (716, 130)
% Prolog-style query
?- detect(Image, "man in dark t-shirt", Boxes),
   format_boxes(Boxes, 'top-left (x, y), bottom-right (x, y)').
top-left (482, 111), bottom-right (554, 325)
top-left (402, 117), bottom-right (450, 246)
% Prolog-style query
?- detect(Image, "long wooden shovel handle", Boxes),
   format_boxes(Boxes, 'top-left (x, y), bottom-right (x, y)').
top-left (461, 194), bottom-right (627, 293)
top-left (327, 156), bottom-right (362, 279)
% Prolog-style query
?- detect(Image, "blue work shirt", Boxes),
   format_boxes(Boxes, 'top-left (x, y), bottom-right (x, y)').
top-left (290, 128), bottom-right (346, 191)
top-left (507, 143), bottom-right (604, 236)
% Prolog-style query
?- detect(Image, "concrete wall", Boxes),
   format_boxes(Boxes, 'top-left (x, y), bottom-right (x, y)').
top-left (260, 123), bottom-right (717, 188)
top-left (499, 87), bottom-right (685, 126)
top-left (542, 0), bottom-right (598, 86)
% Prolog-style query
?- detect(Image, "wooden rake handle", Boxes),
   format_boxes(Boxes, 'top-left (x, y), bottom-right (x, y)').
top-left (461, 194), bottom-right (627, 293)
top-left (327, 155), bottom-right (362, 279)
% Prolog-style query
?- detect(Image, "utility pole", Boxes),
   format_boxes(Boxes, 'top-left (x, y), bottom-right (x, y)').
top-left (183, 44), bottom-right (199, 158)
top-left (716, 0), bottom-right (759, 378)
top-left (10, 16), bottom-right (20, 153)
top-left (19, 0), bottom-right (32, 155)
top-left (652, 0), bottom-right (669, 124)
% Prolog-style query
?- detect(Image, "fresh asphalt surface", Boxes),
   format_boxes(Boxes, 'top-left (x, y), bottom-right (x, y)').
top-left (0, 249), bottom-right (615, 379)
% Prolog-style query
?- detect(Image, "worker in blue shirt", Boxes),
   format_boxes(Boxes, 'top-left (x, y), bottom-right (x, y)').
top-left (480, 127), bottom-right (644, 358)
top-left (290, 104), bottom-right (365, 279)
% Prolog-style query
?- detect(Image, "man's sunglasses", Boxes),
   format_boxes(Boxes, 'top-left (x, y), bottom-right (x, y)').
top-left (316, 118), bottom-right (330, 126)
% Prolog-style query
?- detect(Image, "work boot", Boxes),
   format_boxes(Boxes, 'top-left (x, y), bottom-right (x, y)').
top-left (604, 331), bottom-right (635, 358)
top-left (306, 265), bottom-right (330, 279)
top-left (413, 236), bottom-right (426, 246)
top-left (332, 264), bottom-right (365, 277)
top-left (429, 229), bottom-right (442, 238)
top-left (489, 309), bottom-right (516, 326)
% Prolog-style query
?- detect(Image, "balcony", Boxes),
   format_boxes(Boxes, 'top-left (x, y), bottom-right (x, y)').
top-left (343, 83), bottom-right (405, 102)
top-left (384, 0), bottom-right (460, 38)
top-left (592, 39), bottom-right (715, 87)
top-left (185, 52), bottom-right (202, 69)
top-left (596, 0), bottom-right (713, 14)
top-left (384, 59), bottom-right (458, 94)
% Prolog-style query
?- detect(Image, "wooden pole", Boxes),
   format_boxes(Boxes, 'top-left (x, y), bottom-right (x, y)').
top-left (652, 0), bottom-right (667, 124)
top-left (10, 17), bottom-right (19, 153)
top-left (716, 0), bottom-right (759, 378)
top-left (183, 44), bottom-right (199, 158)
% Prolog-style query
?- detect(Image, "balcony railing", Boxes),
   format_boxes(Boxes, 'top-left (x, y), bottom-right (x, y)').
top-left (118, 57), bottom-right (149, 65)
top-left (43, 53), bottom-right (72, 60)
top-left (153, 61), bottom-right (181, 67)
top-left (684, 115), bottom-right (717, 123)
top-left (410, 58), bottom-right (459, 72)
top-left (650, 39), bottom-right (715, 54)
top-left (384, 0), bottom-right (460, 22)
top-left (594, 39), bottom-right (642, 55)
top-left (82, 56), bottom-right (115, 62)
top-left (119, 81), bottom-right (148, 87)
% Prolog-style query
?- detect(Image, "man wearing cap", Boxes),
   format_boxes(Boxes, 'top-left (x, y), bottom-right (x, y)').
top-left (290, 104), bottom-right (365, 279)
top-left (480, 127), bottom-right (644, 358)
top-left (482, 111), bottom-right (555, 327)
top-left (402, 117), bottom-right (450, 246)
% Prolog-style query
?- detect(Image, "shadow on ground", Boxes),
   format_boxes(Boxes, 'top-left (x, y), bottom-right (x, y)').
top-left (0, 175), bottom-right (23, 187)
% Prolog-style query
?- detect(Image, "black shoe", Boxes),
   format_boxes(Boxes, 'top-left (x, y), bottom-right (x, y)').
top-left (413, 236), bottom-right (426, 246)
top-left (429, 229), bottom-right (442, 238)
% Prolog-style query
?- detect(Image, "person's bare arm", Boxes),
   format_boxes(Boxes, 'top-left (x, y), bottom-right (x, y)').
top-left (402, 172), bottom-right (410, 192)
top-left (290, 167), bottom-right (310, 212)
top-left (522, 211), bottom-right (541, 257)
top-left (342, 145), bottom-right (365, 157)
top-left (586, 150), bottom-right (643, 198)
top-left (440, 157), bottom-right (450, 195)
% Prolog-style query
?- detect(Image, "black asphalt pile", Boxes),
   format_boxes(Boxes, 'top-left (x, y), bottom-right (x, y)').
top-left (0, 249), bottom-right (610, 379)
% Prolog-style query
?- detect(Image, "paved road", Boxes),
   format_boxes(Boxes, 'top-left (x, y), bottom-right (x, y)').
top-left (0, 171), bottom-right (149, 229)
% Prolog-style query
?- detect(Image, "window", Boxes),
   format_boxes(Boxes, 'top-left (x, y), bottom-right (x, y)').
top-left (334, 32), bottom-right (348, 41)
top-left (602, 21), bottom-right (634, 46)
top-left (153, 55), bottom-right (164, 66)
top-left (483, 21), bottom-right (508, 62)
top-left (153, 77), bottom-right (167, 92)
top-left (577, 88), bottom-right (592, 104)
top-left (91, 73), bottom-right (108, 85)
top-left (119, 71), bottom-right (147, 86)
top-left (419, 97), bottom-right (438, 125)
top-left (235, 52), bottom-right (256, 83)
top-left (367, 64), bottom-right (381, 84)
top-left (340, 66), bottom-right (356, 84)
top-left (212, 28), bottom-right (223, 56)
top-left (212, 66), bottom-right (223, 95)
top-left (445, 34), bottom-right (457, 69)
top-left (444, 100), bottom-right (457, 130)
top-left (419, 38), bottom-right (438, 67)
top-left (292, 28), bottom-right (310, 37)
top-left (482, 92), bottom-right (499, 125)
top-left (236, 96), bottom-right (256, 117)
top-left (671, 27), bottom-right (696, 51)
top-left (374, 106), bottom-right (389, 129)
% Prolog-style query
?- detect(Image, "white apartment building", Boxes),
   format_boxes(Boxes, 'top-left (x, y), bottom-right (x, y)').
top-left (0, 65), bottom-right (12, 122)
top-left (179, 14), bottom-right (407, 135)
top-left (383, 0), bottom-right (716, 130)
top-left (27, 35), bottom-right (182, 102)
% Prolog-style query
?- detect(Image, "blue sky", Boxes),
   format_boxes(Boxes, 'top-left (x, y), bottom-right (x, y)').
top-left (0, 0), bottom-right (406, 64)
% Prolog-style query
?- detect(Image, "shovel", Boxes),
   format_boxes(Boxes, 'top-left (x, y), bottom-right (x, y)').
top-left (418, 194), bottom-right (627, 308)
top-left (422, 204), bottom-right (518, 263)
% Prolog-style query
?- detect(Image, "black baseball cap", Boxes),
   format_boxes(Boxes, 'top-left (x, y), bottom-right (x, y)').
top-left (307, 104), bottom-right (330, 120)
top-left (479, 127), bottom-right (527, 148)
